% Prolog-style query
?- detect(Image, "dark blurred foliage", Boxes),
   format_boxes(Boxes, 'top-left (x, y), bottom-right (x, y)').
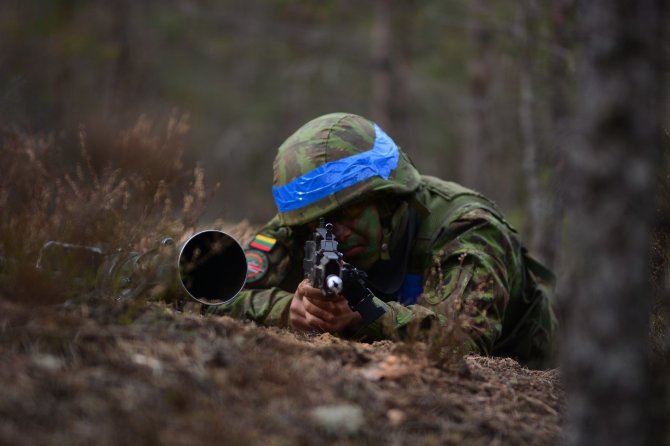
top-left (0, 0), bottom-right (566, 225)
top-left (0, 115), bottom-right (211, 305)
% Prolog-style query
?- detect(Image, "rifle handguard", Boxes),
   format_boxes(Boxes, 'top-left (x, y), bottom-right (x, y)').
top-left (304, 219), bottom-right (386, 326)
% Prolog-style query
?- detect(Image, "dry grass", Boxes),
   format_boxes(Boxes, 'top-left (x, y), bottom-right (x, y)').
top-left (0, 113), bottom-right (213, 305)
top-left (0, 116), bottom-right (570, 446)
top-left (2, 117), bottom-right (668, 445)
top-left (0, 297), bottom-right (564, 446)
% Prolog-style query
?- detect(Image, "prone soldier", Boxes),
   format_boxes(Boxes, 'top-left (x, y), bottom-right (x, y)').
top-left (208, 113), bottom-right (557, 368)
top-left (35, 112), bottom-right (557, 368)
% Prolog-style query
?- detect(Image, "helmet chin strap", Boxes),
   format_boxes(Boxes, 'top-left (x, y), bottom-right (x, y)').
top-left (380, 229), bottom-right (392, 261)
top-left (379, 200), bottom-right (409, 261)
top-left (364, 200), bottom-right (416, 298)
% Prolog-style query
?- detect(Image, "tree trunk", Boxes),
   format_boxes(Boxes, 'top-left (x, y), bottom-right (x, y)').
top-left (371, 0), bottom-right (393, 130)
top-left (517, 0), bottom-right (543, 258)
top-left (462, 0), bottom-right (494, 193)
top-left (542, 0), bottom-right (575, 270)
top-left (105, 0), bottom-right (132, 123)
top-left (371, 0), bottom-right (414, 147)
top-left (560, 1), bottom-right (665, 445)
top-left (520, 0), bottom-right (574, 270)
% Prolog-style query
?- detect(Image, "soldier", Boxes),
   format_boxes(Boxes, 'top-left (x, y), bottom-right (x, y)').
top-left (207, 112), bottom-right (557, 368)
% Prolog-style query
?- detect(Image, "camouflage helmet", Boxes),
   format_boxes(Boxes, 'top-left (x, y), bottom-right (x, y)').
top-left (272, 113), bottom-right (421, 226)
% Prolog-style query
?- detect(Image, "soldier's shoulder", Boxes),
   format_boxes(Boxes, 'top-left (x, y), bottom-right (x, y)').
top-left (419, 176), bottom-right (483, 200)
top-left (411, 177), bottom-right (519, 254)
top-left (243, 215), bottom-right (303, 288)
top-left (415, 177), bottom-right (498, 224)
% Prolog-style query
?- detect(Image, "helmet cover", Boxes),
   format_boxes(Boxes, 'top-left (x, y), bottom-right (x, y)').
top-left (272, 113), bottom-right (421, 226)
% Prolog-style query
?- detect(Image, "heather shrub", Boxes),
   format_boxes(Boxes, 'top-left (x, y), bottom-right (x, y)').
top-left (0, 114), bottom-right (212, 304)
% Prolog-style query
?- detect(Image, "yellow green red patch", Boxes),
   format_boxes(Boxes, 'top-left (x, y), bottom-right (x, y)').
top-left (249, 234), bottom-right (277, 252)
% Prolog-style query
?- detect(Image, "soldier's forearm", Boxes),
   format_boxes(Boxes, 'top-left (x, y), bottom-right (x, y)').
top-left (349, 298), bottom-right (442, 341)
top-left (204, 287), bottom-right (294, 327)
top-left (349, 297), bottom-right (486, 355)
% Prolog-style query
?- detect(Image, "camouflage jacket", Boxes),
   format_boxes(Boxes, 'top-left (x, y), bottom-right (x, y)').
top-left (207, 176), bottom-right (557, 367)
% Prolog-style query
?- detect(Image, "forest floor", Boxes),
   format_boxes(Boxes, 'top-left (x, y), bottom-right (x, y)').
top-left (0, 295), bottom-right (563, 445)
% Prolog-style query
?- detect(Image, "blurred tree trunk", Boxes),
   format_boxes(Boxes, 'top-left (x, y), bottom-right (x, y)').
top-left (371, 0), bottom-right (392, 130)
top-left (105, 0), bottom-right (131, 123)
top-left (560, 2), bottom-right (665, 446)
top-left (462, 0), bottom-right (494, 193)
top-left (50, 0), bottom-right (76, 130)
top-left (539, 0), bottom-right (575, 270)
top-left (548, 0), bottom-right (575, 144)
top-left (517, 0), bottom-right (543, 258)
top-left (371, 0), bottom-right (413, 141)
top-left (651, 136), bottom-right (670, 443)
top-left (519, 0), bottom-right (573, 270)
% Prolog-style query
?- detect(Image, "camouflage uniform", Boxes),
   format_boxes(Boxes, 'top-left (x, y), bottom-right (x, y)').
top-left (207, 113), bottom-right (557, 368)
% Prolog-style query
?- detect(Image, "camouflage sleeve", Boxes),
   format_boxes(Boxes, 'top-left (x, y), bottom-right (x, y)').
top-left (211, 288), bottom-right (294, 327)
top-left (204, 216), bottom-right (304, 327)
top-left (353, 208), bottom-right (525, 355)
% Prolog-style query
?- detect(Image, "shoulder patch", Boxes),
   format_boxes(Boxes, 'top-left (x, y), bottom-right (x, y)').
top-left (249, 234), bottom-right (277, 252)
top-left (245, 250), bottom-right (270, 283)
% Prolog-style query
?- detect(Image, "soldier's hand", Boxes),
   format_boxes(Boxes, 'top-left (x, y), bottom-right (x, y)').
top-left (289, 279), bottom-right (312, 331)
top-left (291, 279), bottom-right (362, 334)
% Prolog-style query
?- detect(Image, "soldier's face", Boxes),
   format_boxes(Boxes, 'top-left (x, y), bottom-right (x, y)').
top-left (328, 202), bottom-right (382, 270)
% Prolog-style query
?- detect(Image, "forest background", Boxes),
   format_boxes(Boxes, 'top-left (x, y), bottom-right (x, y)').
top-left (1, 1), bottom-right (669, 445)
top-left (1, 0), bottom-right (581, 262)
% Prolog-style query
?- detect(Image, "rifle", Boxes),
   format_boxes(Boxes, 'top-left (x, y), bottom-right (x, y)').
top-left (303, 219), bottom-right (386, 325)
top-left (37, 230), bottom-right (247, 306)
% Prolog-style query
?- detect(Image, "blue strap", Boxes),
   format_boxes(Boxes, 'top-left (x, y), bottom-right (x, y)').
top-left (398, 274), bottom-right (423, 305)
top-left (272, 123), bottom-right (399, 213)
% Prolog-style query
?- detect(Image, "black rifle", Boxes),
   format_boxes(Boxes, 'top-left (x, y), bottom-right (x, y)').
top-left (37, 230), bottom-right (247, 306)
top-left (303, 219), bottom-right (386, 325)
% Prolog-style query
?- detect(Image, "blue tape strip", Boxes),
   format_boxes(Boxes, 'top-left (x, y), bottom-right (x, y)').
top-left (399, 274), bottom-right (423, 305)
top-left (272, 123), bottom-right (399, 213)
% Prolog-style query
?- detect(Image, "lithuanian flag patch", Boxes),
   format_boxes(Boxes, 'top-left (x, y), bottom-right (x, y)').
top-left (249, 234), bottom-right (277, 252)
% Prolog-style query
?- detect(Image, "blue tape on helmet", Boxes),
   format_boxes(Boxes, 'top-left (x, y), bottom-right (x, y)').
top-left (272, 123), bottom-right (399, 213)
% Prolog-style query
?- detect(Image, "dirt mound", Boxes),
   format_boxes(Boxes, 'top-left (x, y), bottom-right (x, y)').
top-left (0, 298), bottom-right (563, 445)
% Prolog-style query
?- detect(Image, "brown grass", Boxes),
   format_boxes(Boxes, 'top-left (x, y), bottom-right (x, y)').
top-left (0, 116), bottom-right (570, 446)
top-left (0, 113), bottom-right (213, 305)
top-left (2, 117), bottom-right (667, 445)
